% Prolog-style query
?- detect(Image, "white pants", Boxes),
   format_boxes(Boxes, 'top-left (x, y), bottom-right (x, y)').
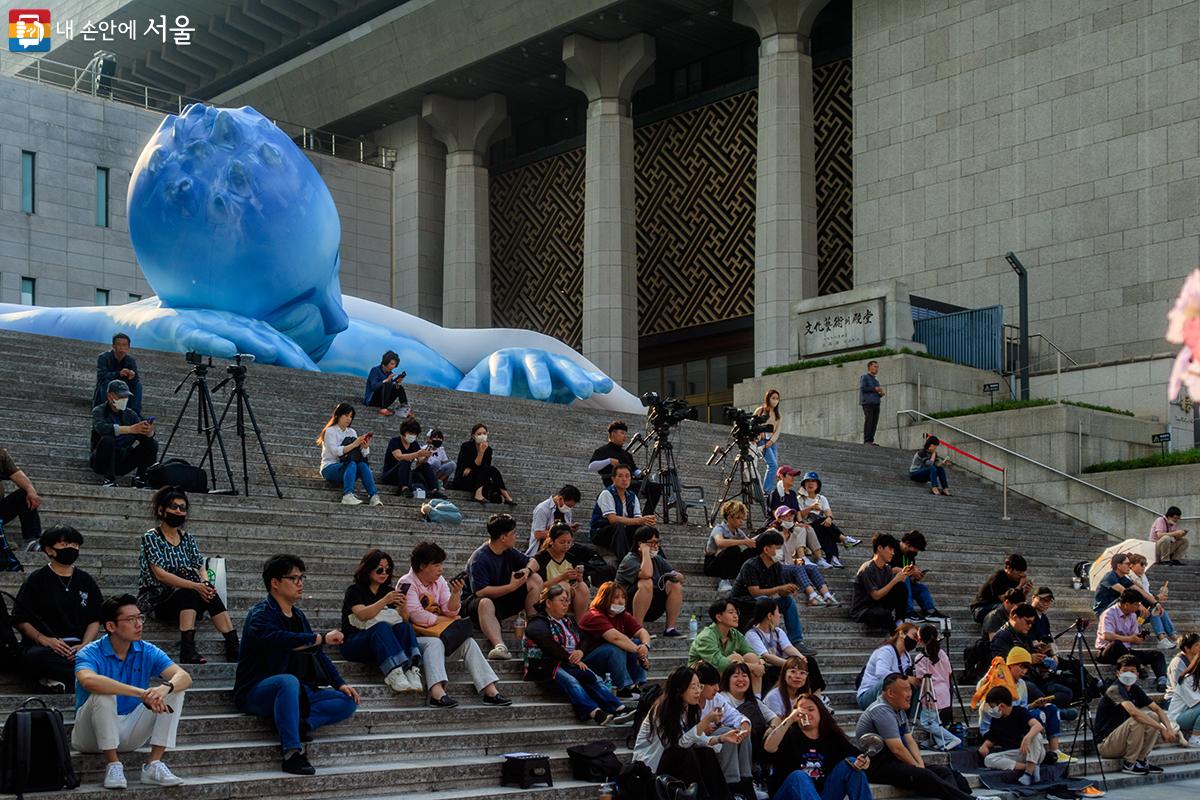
top-left (983, 733), bottom-right (1046, 771)
top-left (417, 636), bottom-right (499, 692)
top-left (71, 692), bottom-right (185, 753)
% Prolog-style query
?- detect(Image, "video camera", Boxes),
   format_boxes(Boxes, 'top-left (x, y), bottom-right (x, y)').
top-left (640, 391), bottom-right (693, 432)
top-left (725, 406), bottom-right (773, 445)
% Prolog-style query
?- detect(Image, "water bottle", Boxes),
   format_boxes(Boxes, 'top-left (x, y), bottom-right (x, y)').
top-left (513, 611), bottom-right (526, 654)
top-left (599, 780), bottom-right (615, 800)
top-left (604, 672), bottom-right (614, 692)
top-left (688, 613), bottom-right (699, 640)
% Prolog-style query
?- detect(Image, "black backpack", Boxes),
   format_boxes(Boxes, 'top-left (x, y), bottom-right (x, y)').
top-left (0, 698), bottom-right (79, 797)
top-left (625, 683), bottom-right (664, 748)
top-left (961, 635), bottom-right (992, 682)
top-left (566, 739), bottom-right (623, 781)
top-left (146, 458), bottom-right (208, 493)
top-left (0, 592), bottom-right (24, 673)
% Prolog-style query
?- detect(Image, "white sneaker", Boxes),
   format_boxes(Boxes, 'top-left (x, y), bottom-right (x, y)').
top-left (385, 667), bottom-right (413, 693)
top-left (830, 557), bottom-right (844, 568)
top-left (104, 762), bottom-right (127, 790)
top-left (405, 666), bottom-right (423, 692)
top-left (487, 643), bottom-right (512, 661)
top-left (843, 535), bottom-right (862, 547)
top-left (141, 760), bottom-right (183, 787)
top-left (341, 493), bottom-right (362, 505)
top-left (807, 593), bottom-right (826, 606)
top-left (824, 593), bottom-right (841, 607)
top-left (1189, 734), bottom-right (1200, 748)
top-left (816, 559), bottom-right (832, 569)
top-left (803, 557), bottom-right (818, 566)
top-left (413, 488), bottom-right (426, 500)
top-left (1158, 636), bottom-right (1176, 650)
top-left (369, 494), bottom-right (384, 507)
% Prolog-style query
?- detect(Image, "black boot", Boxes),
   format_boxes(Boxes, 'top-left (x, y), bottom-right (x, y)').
top-left (223, 629), bottom-right (240, 662)
top-left (180, 629), bottom-right (206, 664)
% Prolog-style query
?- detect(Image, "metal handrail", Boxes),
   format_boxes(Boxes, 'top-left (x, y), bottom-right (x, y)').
top-left (12, 55), bottom-right (396, 169)
top-left (1004, 326), bottom-right (1080, 367)
top-left (895, 409), bottom-right (1166, 535)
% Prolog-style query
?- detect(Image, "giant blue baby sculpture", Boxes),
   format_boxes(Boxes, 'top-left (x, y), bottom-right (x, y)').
top-left (0, 103), bottom-right (640, 412)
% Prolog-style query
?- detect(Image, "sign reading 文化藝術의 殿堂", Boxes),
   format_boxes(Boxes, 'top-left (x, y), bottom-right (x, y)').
top-left (796, 299), bottom-right (885, 358)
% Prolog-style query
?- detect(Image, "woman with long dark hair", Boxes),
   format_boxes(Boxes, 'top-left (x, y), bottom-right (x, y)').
top-left (754, 389), bottom-right (783, 494)
top-left (763, 655), bottom-right (830, 718)
top-left (1167, 633), bottom-right (1200, 744)
top-left (452, 422), bottom-right (516, 505)
top-left (764, 694), bottom-right (872, 800)
top-left (317, 402), bottom-right (381, 505)
top-left (138, 486), bottom-right (238, 664)
top-left (633, 665), bottom-right (738, 799)
top-left (720, 662), bottom-right (780, 770)
top-left (856, 623), bottom-right (919, 710)
top-left (912, 624), bottom-right (962, 750)
top-left (340, 549), bottom-right (422, 693)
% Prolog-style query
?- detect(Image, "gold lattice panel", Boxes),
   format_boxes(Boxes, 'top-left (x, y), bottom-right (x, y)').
top-left (634, 91), bottom-right (758, 337)
top-left (490, 148), bottom-right (585, 348)
top-left (814, 58), bottom-right (854, 295)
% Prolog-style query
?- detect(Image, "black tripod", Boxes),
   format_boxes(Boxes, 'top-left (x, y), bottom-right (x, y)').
top-left (629, 427), bottom-right (687, 524)
top-left (909, 632), bottom-right (973, 749)
top-left (160, 354), bottom-right (237, 494)
top-left (707, 437), bottom-right (768, 526)
top-left (1055, 618), bottom-right (1108, 791)
top-left (211, 354), bottom-right (283, 498)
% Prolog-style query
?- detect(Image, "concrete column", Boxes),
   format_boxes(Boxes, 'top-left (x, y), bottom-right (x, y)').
top-left (563, 33), bottom-right (654, 390)
top-left (421, 94), bottom-right (507, 328)
top-left (734, 0), bottom-right (831, 373)
top-left (377, 115), bottom-right (444, 323)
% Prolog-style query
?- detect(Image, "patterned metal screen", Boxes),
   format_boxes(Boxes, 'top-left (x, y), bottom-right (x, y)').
top-left (913, 305), bottom-right (1005, 371)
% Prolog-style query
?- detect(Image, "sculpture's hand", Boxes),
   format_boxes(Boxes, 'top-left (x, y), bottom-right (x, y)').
top-left (457, 348), bottom-right (614, 404)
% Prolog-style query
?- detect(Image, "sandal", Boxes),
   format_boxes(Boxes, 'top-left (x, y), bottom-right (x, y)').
top-left (941, 489), bottom-right (951, 496)
top-left (930, 487), bottom-right (941, 495)
top-left (378, 408), bottom-right (394, 416)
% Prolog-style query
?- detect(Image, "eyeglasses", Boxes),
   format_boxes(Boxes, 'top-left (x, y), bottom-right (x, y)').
top-left (165, 502), bottom-right (187, 511)
top-left (280, 574), bottom-right (306, 584)
top-left (118, 614), bottom-right (146, 625)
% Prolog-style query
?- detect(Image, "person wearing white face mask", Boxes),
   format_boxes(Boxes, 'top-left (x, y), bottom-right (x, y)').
top-left (380, 417), bottom-right (442, 500)
top-left (90, 379), bottom-right (157, 487)
top-left (1094, 654), bottom-right (1176, 775)
top-left (768, 505), bottom-right (837, 606)
top-left (579, 581), bottom-right (651, 698)
top-left (452, 423), bottom-right (516, 505)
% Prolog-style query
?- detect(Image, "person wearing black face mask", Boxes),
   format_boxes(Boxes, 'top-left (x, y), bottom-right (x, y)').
top-left (137, 487), bottom-right (239, 664)
top-left (12, 524), bottom-right (104, 692)
top-left (855, 623), bottom-right (922, 710)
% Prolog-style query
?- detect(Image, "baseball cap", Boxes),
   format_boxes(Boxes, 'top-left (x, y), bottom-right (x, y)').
top-left (773, 505), bottom-right (796, 520)
top-left (106, 379), bottom-right (132, 398)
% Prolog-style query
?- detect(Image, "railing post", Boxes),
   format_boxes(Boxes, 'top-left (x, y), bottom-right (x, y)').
top-left (143, 86), bottom-right (149, 109)
top-left (360, 140), bottom-right (364, 162)
top-left (331, 136), bottom-right (336, 156)
top-left (35, 58), bottom-right (40, 84)
top-left (1056, 351), bottom-right (1062, 404)
top-left (1002, 469), bottom-right (1010, 520)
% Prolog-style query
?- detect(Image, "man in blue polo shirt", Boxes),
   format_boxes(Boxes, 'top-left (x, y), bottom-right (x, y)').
top-left (73, 594), bottom-right (191, 790)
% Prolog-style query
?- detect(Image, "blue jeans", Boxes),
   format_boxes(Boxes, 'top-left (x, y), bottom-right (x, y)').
top-left (380, 459), bottom-right (438, 492)
top-left (906, 578), bottom-right (937, 614)
top-left (322, 460), bottom-right (378, 496)
top-left (1177, 704), bottom-right (1200, 732)
top-left (341, 622), bottom-right (420, 676)
top-left (761, 443), bottom-right (779, 492)
top-left (916, 706), bottom-right (961, 749)
top-left (242, 674), bottom-right (357, 752)
top-left (1032, 704), bottom-right (1061, 739)
top-left (583, 642), bottom-right (647, 689)
top-left (778, 594), bottom-right (805, 644)
top-left (1150, 608), bottom-right (1177, 637)
top-left (910, 465), bottom-right (948, 489)
top-left (553, 663), bottom-right (623, 720)
top-left (773, 759), bottom-right (871, 800)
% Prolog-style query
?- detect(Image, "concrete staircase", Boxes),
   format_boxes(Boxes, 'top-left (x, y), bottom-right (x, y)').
top-left (0, 328), bottom-right (1196, 799)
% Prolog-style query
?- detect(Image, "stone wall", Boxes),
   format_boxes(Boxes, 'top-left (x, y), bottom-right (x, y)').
top-left (852, 0), bottom-right (1200, 366)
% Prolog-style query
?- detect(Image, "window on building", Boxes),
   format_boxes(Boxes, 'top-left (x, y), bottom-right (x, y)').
top-left (639, 347), bottom-right (754, 424)
top-left (20, 277), bottom-right (35, 306)
top-left (95, 289), bottom-right (110, 306)
top-left (96, 167), bottom-right (110, 227)
top-left (21, 151), bottom-right (35, 213)
top-left (128, 292), bottom-right (141, 302)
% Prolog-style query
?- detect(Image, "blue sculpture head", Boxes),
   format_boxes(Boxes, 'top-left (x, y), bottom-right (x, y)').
top-left (128, 104), bottom-right (349, 360)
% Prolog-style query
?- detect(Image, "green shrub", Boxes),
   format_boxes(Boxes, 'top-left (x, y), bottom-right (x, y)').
top-left (1062, 400), bottom-right (1135, 417)
top-left (760, 347), bottom-right (952, 376)
top-left (929, 398), bottom-right (1056, 419)
top-left (1082, 448), bottom-right (1200, 474)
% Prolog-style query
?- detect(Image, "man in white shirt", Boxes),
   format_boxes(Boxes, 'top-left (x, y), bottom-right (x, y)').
top-left (423, 429), bottom-right (456, 486)
top-left (527, 485), bottom-right (581, 555)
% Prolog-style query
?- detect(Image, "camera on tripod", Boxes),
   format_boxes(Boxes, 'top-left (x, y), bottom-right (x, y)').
top-left (185, 351), bottom-right (205, 367)
top-left (225, 353), bottom-right (255, 378)
top-left (640, 391), bottom-right (693, 432)
top-left (725, 406), bottom-right (773, 445)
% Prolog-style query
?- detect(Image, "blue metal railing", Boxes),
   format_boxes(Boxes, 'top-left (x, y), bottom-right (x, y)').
top-left (913, 305), bottom-right (1004, 371)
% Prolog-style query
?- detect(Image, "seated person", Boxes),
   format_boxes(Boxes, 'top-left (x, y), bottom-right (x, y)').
top-left (855, 673), bottom-right (976, 800)
top-left (1127, 553), bottom-right (1177, 649)
top-left (13, 524), bottom-right (102, 692)
top-left (762, 654), bottom-right (830, 718)
top-left (731, 531), bottom-right (809, 651)
top-left (138, 487), bottom-right (239, 665)
top-left (533, 524), bottom-right (592, 618)
top-left (234, 555), bottom-right (359, 776)
top-left (528, 484), bottom-right (582, 555)
top-left (524, 584), bottom-right (633, 725)
top-left (464, 513), bottom-right (543, 660)
top-left (632, 665), bottom-right (736, 798)
top-left (1167, 641), bottom-right (1200, 746)
top-left (1094, 654), bottom-right (1176, 774)
top-left (1093, 552), bottom-right (1136, 614)
top-left (0, 445), bottom-right (42, 549)
top-left (695, 662), bottom-right (756, 798)
top-left (990, 604), bottom-right (1072, 709)
top-left (850, 533), bottom-right (912, 632)
top-left (452, 423), bottom-right (516, 505)
top-left (856, 623), bottom-right (920, 710)
top-left (978, 686), bottom-right (1047, 787)
top-left (90, 379), bottom-right (157, 488)
top-left (615, 526), bottom-right (683, 635)
top-left (720, 661), bottom-right (780, 768)
top-left (797, 471), bottom-right (859, 567)
top-left (398, 541), bottom-right (511, 707)
top-left (423, 429), bottom-right (456, 486)
top-left (975, 647), bottom-right (1067, 761)
top-left (341, 549), bottom-right (422, 694)
top-left (704, 500), bottom-right (758, 579)
top-left (316, 402), bottom-right (381, 506)
top-left (380, 417), bottom-right (441, 499)
top-left (1029, 586), bottom-right (1055, 644)
top-left (93, 332), bottom-right (142, 415)
top-left (889, 529), bottom-right (945, 620)
top-left (766, 464), bottom-right (801, 513)
top-left (1096, 589), bottom-right (1169, 692)
top-left (989, 602), bottom-right (1037, 659)
top-left (745, 599), bottom-right (811, 691)
top-left (982, 588), bottom-right (1027, 639)
top-left (909, 435), bottom-right (951, 495)
top-left (969, 553), bottom-right (1031, 623)
top-left (588, 419), bottom-right (661, 514)
top-left (73, 594), bottom-right (191, 789)
top-left (688, 599), bottom-right (764, 695)
top-left (1149, 505), bottom-right (1188, 565)
top-left (579, 581), bottom-right (651, 698)
top-left (770, 506), bottom-right (838, 606)
top-left (764, 694), bottom-right (871, 800)
top-left (590, 464), bottom-right (657, 560)
top-left (912, 624), bottom-right (962, 751)
top-left (363, 349), bottom-right (409, 416)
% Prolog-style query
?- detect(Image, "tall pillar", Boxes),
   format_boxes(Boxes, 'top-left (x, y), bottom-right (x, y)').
top-left (421, 94), bottom-right (507, 328)
top-left (734, 0), bottom-right (831, 373)
top-left (377, 115), bottom-right (444, 323)
top-left (563, 33), bottom-right (654, 390)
